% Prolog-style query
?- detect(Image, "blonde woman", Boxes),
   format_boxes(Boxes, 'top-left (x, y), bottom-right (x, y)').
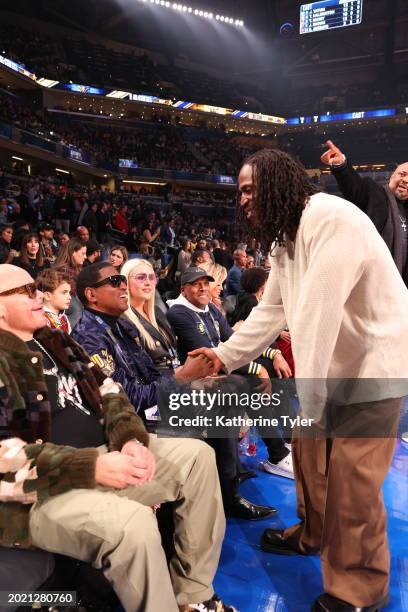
top-left (121, 259), bottom-right (179, 374)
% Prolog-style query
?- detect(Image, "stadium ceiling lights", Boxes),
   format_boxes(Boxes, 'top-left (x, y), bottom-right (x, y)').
top-left (139, 0), bottom-right (244, 27)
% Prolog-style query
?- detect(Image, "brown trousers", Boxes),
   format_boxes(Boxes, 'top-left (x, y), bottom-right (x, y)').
top-left (283, 397), bottom-right (403, 607)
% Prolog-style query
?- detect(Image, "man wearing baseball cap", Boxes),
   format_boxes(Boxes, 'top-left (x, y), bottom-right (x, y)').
top-left (83, 238), bottom-right (102, 267)
top-left (167, 267), bottom-right (281, 520)
top-left (0, 263), bottom-right (235, 612)
top-left (38, 222), bottom-right (58, 261)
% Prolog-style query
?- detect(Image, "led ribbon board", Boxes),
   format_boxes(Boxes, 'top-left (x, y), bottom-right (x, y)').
top-left (286, 108), bottom-right (396, 124)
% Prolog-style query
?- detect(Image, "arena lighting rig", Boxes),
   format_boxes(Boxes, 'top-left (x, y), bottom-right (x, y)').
top-left (138, 0), bottom-right (244, 27)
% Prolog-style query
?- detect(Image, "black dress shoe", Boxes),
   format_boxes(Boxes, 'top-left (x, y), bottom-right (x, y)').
top-left (225, 497), bottom-right (278, 521)
top-left (260, 528), bottom-right (302, 555)
top-left (236, 469), bottom-right (258, 484)
top-left (311, 593), bottom-right (389, 612)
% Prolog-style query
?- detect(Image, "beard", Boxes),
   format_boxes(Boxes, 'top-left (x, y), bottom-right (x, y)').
top-left (395, 186), bottom-right (408, 201)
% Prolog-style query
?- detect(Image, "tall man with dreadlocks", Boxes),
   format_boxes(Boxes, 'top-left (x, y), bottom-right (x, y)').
top-left (190, 149), bottom-right (408, 612)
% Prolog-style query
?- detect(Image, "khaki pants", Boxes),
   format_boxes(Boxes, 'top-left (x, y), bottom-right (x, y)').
top-left (29, 436), bottom-right (225, 612)
top-left (284, 397), bottom-right (403, 607)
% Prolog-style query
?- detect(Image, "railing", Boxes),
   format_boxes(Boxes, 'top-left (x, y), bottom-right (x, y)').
top-left (120, 166), bottom-right (236, 186)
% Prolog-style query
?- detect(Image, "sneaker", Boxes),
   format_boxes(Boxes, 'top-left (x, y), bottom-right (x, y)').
top-left (402, 432), bottom-right (408, 449)
top-left (262, 455), bottom-right (295, 480)
top-left (184, 594), bottom-right (238, 611)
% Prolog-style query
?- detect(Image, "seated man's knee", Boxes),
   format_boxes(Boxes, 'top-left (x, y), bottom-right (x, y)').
top-left (191, 438), bottom-right (217, 468)
top-left (124, 505), bottom-right (162, 549)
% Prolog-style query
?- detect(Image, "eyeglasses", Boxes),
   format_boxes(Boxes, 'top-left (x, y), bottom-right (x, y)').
top-left (90, 275), bottom-right (127, 289)
top-left (130, 273), bottom-right (157, 284)
top-left (0, 282), bottom-right (37, 299)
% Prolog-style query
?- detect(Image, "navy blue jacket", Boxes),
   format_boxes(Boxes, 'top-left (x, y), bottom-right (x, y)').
top-left (167, 302), bottom-right (274, 378)
top-left (72, 309), bottom-right (160, 414)
top-left (226, 265), bottom-right (243, 295)
top-left (167, 302), bottom-right (233, 364)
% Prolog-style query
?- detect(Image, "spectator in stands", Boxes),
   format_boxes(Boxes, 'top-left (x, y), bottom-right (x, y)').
top-left (96, 201), bottom-right (112, 243)
top-left (39, 222), bottom-right (58, 261)
top-left (0, 198), bottom-right (8, 225)
top-left (54, 238), bottom-right (87, 296)
top-left (246, 238), bottom-right (262, 267)
top-left (27, 182), bottom-right (42, 222)
top-left (84, 239), bottom-right (102, 267)
top-left (200, 226), bottom-right (213, 242)
top-left (191, 148), bottom-right (408, 612)
top-left (10, 219), bottom-right (30, 251)
top-left (109, 245), bottom-right (128, 271)
top-left (125, 224), bottom-right (142, 253)
top-left (76, 197), bottom-right (89, 228)
top-left (161, 218), bottom-right (176, 249)
top-left (209, 281), bottom-right (227, 318)
top-left (36, 267), bottom-right (72, 333)
top-left (197, 238), bottom-right (208, 250)
top-left (191, 249), bottom-right (227, 287)
top-left (113, 204), bottom-right (130, 234)
top-left (321, 140), bottom-right (408, 285)
top-left (140, 220), bottom-right (160, 253)
top-left (75, 225), bottom-right (90, 244)
top-left (166, 266), bottom-right (280, 520)
top-left (177, 238), bottom-right (192, 275)
top-left (212, 239), bottom-right (233, 271)
top-left (0, 224), bottom-right (17, 264)
top-left (190, 231), bottom-right (198, 252)
top-left (56, 231), bottom-right (70, 246)
top-left (122, 259), bottom-right (179, 374)
top-left (72, 263), bottom-right (207, 429)
top-left (226, 249), bottom-right (247, 295)
top-left (230, 267), bottom-right (268, 327)
top-left (82, 201), bottom-right (99, 237)
top-left (55, 189), bottom-right (72, 234)
top-left (246, 255), bottom-right (254, 268)
top-left (0, 263), bottom-right (232, 612)
top-left (13, 232), bottom-right (50, 279)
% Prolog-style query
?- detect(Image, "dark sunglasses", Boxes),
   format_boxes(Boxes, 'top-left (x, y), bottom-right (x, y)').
top-left (0, 282), bottom-right (37, 299)
top-left (90, 274), bottom-right (127, 289)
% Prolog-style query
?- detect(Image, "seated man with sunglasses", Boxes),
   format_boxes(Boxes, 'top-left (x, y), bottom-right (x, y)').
top-left (0, 263), bottom-right (233, 612)
top-left (72, 262), bottom-right (211, 428)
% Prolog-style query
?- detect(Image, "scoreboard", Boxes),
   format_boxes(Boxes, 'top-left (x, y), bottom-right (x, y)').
top-left (300, 0), bottom-right (363, 34)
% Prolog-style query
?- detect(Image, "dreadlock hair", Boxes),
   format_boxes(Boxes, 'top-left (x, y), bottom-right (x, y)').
top-left (237, 149), bottom-right (319, 253)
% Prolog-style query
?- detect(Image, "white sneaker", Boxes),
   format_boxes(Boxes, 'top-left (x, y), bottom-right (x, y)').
top-left (401, 432), bottom-right (408, 448)
top-left (184, 594), bottom-right (237, 611)
top-left (262, 455), bottom-right (295, 480)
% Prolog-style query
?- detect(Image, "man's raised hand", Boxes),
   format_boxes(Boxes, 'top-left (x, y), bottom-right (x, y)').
top-left (320, 140), bottom-right (345, 167)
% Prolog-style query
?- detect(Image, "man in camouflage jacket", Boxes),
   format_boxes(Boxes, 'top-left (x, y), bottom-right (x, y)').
top-left (0, 264), bottom-right (228, 612)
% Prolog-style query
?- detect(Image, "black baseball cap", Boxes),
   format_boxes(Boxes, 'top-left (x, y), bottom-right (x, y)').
top-left (181, 267), bottom-right (215, 285)
top-left (86, 239), bottom-right (102, 256)
top-left (39, 222), bottom-right (54, 231)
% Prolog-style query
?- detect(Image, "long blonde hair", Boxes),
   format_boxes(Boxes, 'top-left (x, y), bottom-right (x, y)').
top-left (121, 258), bottom-right (159, 351)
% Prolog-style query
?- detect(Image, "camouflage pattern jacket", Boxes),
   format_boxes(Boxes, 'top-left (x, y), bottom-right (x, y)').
top-left (0, 326), bottom-right (149, 548)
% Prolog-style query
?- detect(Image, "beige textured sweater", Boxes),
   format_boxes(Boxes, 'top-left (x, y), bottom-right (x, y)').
top-left (215, 192), bottom-right (408, 418)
